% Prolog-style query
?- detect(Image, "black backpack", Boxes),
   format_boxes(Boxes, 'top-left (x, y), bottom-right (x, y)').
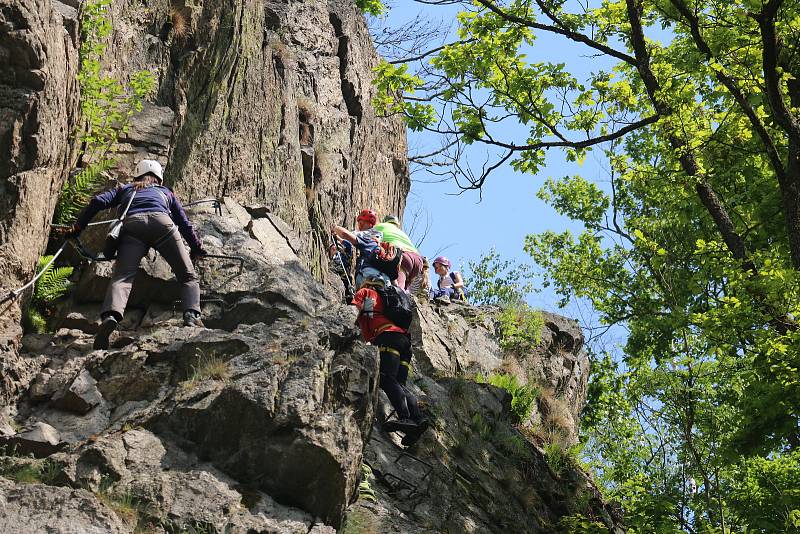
top-left (375, 284), bottom-right (413, 329)
top-left (366, 242), bottom-right (402, 280)
top-left (449, 272), bottom-right (468, 301)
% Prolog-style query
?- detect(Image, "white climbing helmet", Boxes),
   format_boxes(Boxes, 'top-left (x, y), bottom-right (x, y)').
top-left (134, 159), bottom-right (164, 182)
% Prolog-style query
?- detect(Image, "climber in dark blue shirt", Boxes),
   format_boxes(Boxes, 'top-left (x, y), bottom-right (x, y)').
top-left (68, 159), bottom-right (207, 349)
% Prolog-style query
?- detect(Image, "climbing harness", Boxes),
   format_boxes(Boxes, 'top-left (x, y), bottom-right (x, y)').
top-left (377, 346), bottom-right (413, 373)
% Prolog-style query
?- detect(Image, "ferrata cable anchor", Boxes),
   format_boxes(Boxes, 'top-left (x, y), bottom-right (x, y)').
top-left (184, 198), bottom-right (223, 217)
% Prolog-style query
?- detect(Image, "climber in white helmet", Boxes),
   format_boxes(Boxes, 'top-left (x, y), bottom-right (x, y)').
top-left (65, 159), bottom-right (207, 349)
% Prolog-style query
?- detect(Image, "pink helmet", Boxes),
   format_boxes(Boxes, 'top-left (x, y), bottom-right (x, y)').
top-left (433, 256), bottom-right (451, 268)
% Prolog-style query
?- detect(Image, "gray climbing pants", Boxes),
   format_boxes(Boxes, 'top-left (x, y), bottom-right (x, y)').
top-left (101, 212), bottom-right (200, 318)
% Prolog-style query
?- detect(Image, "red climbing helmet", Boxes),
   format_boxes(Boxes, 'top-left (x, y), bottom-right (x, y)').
top-left (357, 209), bottom-right (377, 226)
top-left (433, 256), bottom-right (451, 269)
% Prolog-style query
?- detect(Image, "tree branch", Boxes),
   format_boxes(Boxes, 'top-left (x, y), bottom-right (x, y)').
top-left (422, 114), bottom-right (659, 155)
top-left (756, 0), bottom-right (800, 142)
top-left (389, 39), bottom-right (476, 64)
top-left (625, 0), bottom-right (751, 261)
top-left (669, 0), bottom-right (785, 182)
top-left (474, 0), bottom-right (638, 66)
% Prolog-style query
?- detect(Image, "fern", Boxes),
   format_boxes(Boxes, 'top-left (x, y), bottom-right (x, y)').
top-left (33, 256), bottom-right (74, 302)
top-left (23, 306), bottom-right (47, 334)
top-left (358, 463), bottom-right (377, 502)
top-left (497, 303), bottom-right (544, 353)
top-left (54, 160), bottom-right (113, 224)
top-left (25, 256), bottom-right (74, 333)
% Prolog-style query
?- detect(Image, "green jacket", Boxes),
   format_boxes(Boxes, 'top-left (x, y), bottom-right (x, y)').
top-left (374, 222), bottom-right (419, 254)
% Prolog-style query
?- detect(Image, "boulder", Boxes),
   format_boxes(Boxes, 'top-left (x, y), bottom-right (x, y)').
top-left (0, 421), bottom-right (65, 457)
top-left (20, 334), bottom-right (54, 353)
top-left (52, 369), bottom-right (104, 415)
top-left (0, 479), bottom-right (128, 534)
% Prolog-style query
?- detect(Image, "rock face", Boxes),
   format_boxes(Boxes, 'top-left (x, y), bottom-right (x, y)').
top-left (0, 0), bottom-right (80, 398)
top-left (102, 0), bottom-right (409, 277)
top-left (2, 202), bottom-right (377, 530)
top-left (346, 300), bottom-right (619, 533)
top-left (0, 1), bottom-right (624, 531)
top-left (412, 302), bottom-right (590, 437)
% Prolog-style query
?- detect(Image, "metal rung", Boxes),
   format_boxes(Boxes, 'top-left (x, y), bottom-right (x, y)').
top-left (172, 298), bottom-right (227, 317)
top-left (394, 451), bottom-right (434, 482)
top-left (382, 472), bottom-right (418, 498)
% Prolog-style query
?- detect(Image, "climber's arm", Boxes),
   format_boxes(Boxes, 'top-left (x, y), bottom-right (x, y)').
top-left (168, 192), bottom-right (204, 254)
top-left (332, 225), bottom-right (357, 245)
top-left (74, 186), bottom-right (123, 230)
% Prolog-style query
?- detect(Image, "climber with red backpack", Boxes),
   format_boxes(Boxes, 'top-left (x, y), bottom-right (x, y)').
top-left (63, 159), bottom-right (207, 349)
top-left (374, 215), bottom-right (423, 292)
top-left (431, 256), bottom-right (467, 302)
top-left (351, 271), bottom-right (429, 446)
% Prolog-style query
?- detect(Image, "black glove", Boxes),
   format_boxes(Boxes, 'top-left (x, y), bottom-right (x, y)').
top-left (190, 247), bottom-right (208, 260)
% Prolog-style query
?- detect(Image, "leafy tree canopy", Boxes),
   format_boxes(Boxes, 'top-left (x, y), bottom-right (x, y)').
top-left (371, 0), bottom-right (800, 530)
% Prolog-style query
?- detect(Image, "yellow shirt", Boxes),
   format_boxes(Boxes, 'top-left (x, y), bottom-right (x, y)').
top-left (373, 223), bottom-right (419, 254)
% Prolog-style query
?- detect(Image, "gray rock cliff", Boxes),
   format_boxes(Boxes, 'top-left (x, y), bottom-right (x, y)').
top-left (102, 0), bottom-right (410, 277)
top-left (0, 0), bottom-right (80, 388)
top-left (2, 202), bottom-right (377, 531)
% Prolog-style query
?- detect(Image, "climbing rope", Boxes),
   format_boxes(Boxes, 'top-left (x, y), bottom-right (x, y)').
top-left (184, 198), bottom-right (223, 216)
top-left (50, 219), bottom-right (115, 230)
top-left (1, 239), bottom-right (72, 305)
top-left (330, 232), bottom-right (354, 295)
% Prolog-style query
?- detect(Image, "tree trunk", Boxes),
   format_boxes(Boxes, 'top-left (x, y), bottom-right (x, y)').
top-left (783, 78), bottom-right (800, 269)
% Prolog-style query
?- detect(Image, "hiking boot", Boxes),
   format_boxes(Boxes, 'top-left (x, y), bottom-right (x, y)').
top-left (382, 418), bottom-right (420, 434)
top-left (433, 295), bottom-right (451, 304)
top-left (183, 310), bottom-right (204, 327)
top-left (401, 418), bottom-right (430, 447)
top-left (93, 316), bottom-right (118, 350)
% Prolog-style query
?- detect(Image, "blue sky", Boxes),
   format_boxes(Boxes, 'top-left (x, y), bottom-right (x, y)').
top-left (378, 2), bottom-right (617, 318)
